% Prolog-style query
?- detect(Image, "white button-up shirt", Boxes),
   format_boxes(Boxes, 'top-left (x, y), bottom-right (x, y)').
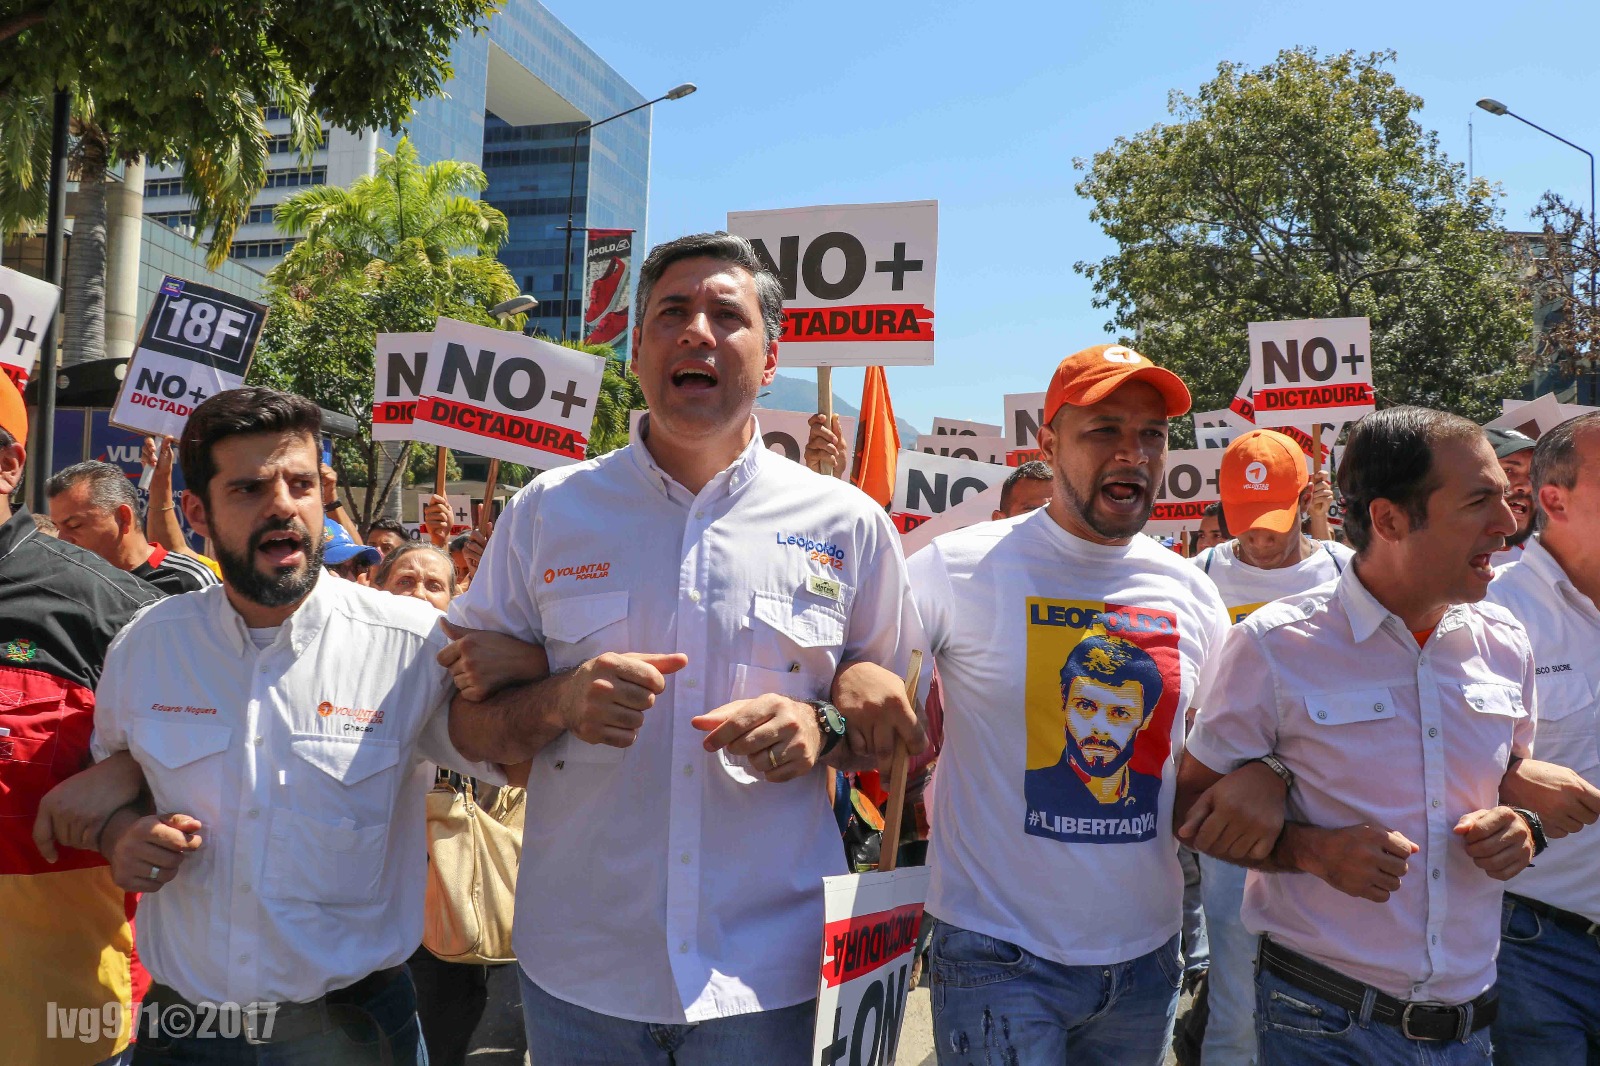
top-left (449, 417), bottom-right (921, 1024)
top-left (1189, 564), bottom-right (1536, 1003)
top-left (1487, 536), bottom-right (1600, 921)
top-left (92, 576), bottom-right (493, 1005)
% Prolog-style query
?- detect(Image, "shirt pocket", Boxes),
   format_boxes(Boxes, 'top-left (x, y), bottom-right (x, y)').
top-left (261, 734), bottom-right (400, 905)
top-left (541, 591), bottom-right (630, 673)
top-left (748, 589), bottom-right (847, 669)
top-left (130, 717), bottom-right (232, 816)
top-left (1531, 672), bottom-right (1598, 770)
top-left (716, 663), bottom-right (826, 784)
top-left (1304, 687), bottom-right (1397, 726)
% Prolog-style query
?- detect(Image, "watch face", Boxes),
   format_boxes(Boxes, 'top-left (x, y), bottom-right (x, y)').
top-left (822, 704), bottom-right (845, 734)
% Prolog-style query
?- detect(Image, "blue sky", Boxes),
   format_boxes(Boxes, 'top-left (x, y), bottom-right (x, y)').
top-left (548, 0), bottom-right (1600, 434)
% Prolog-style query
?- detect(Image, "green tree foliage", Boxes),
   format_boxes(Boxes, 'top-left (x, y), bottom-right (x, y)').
top-left (591, 355), bottom-right (646, 457)
top-left (0, 0), bottom-right (495, 261)
top-left (1074, 49), bottom-right (1530, 426)
top-left (1511, 193), bottom-right (1598, 389)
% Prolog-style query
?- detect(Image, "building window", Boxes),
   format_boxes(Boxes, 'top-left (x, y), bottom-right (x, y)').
top-left (262, 166), bottom-right (326, 189)
top-left (228, 238), bottom-right (299, 260)
top-left (144, 178), bottom-right (186, 198)
top-left (265, 130), bottom-right (329, 154)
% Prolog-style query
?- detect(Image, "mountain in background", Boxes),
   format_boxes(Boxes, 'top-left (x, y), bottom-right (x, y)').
top-left (757, 373), bottom-right (922, 443)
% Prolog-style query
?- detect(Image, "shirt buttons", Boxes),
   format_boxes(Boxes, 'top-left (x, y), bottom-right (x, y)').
top-left (1316, 711), bottom-right (1328, 720)
top-left (1428, 728), bottom-right (1438, 738)
top-left (1431, 934), bottom-right (1438, 945)
top-left (240, 883), bottom-right (251, 894)
top-left (238, 953), bottom-right (250, 964)
top-left (1431, 799), bottom-right (1441, 809)
top-left (684, 678), bottom-right (698, 689)
top-left (695, 510), bottom-right (705, 520)
top-left (682, 764), bottom-right (694, 776)
top-left (680, 852), bottom-right (691, 865)
top-left (253, 736), bottom-right (264, 746)
top-left (1373, 703), bottom-right (1385, 713)
top-left (688, 589), bottom-right (702, 604)
top-left (1432, 868), bottom-right (1441, 880)
top-left (679, 941), bottom-right (690, 954)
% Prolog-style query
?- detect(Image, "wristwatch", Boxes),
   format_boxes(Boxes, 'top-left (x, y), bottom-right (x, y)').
top-left (808, 699), bottom-right (848, 757)
top-left (1252, 754), bottom-right (1295, 791)
top-left (1509, 807), bottom-right (1549, 857)
top-left (325, 498), bottom-right (343, 512)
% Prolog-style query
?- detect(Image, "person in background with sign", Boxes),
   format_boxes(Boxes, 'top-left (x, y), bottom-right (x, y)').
top-left (0, 372), bottom-right (164, 1066)
top-left (1485, 413), bottom-right (1600, 1064)
top-left (1176, 407), bottom-right (1595, 1064)
top-left (47, 461), bottom-right (219, 596)
top-left (444, 232), bottom-right (926, 1063)
top-left (140, 436), bottom-right (222, 578)
top-left (907, 345), bottom-right (1279, 1065)
top-left (1485, 428), bottom-right (1537, 565)
top-left (79, 387), bottom-right (510, 1064)
top-left (1186, 428), bottom-right (1353, 1064)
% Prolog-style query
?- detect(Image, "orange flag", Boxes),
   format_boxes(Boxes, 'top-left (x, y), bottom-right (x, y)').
top-left (851, 366), bottom-right (900, 508)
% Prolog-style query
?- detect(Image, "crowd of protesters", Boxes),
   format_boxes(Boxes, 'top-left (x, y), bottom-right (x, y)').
top-left (3, 230), bottom-right (1598, 1066)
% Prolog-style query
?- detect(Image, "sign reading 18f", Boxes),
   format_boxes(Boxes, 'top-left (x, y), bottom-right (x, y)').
top-left (147, 280), bottom-right (261, 370)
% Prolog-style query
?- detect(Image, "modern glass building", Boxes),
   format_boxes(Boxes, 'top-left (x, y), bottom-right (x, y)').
top-left (140, 1), bottom-right (650, 340)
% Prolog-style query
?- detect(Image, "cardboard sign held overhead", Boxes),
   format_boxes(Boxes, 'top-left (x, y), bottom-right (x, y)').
top-left (1003, 392), bottom-right (1046, 465)
top-left (411, 318), bottom-right (605, 469)
top-left (1487, 393), bottom-right (1599, 439)
top-left (726, 201), bottom-right (937, 367)
top-left (1221, 370), bottom-right (1336, 465)
top-left (915, 434), bottom-right (1005, 465)
top-left (1248, 317), bottom-right (1374, 428)
top-left (1146, 448), bottom-right (1224, 535)
top-left (890, 449), bottom-right (1007, 535)
top-left (373, 332), bottom-right (433, 442)
top-left (931, 417), bottom-right (1001, 437)
top-left (900, 484), bottom-right (1004, 557)
top-left (110, 277), bottom-right (268, 440)
top-left (0, 265), bottom-right (62, 389)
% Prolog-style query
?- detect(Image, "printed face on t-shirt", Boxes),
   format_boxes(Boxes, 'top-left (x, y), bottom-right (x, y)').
top-left (1063, 674), bottom-right (1150, 776)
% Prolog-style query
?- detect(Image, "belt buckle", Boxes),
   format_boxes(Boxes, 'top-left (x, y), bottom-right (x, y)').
top-left (1400, 1003), bottom-right (1425, 1041)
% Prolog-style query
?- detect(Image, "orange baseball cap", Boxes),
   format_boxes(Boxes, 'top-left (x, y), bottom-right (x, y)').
top-left (1042, 344), bottom-right (1191, 427)
top-left (0, 371), bottom-right (26, 446)
top-left (1220, 430), bottom-right (1309, 534)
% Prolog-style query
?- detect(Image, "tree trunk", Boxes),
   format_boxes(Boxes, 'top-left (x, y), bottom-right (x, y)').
top-left (63, 121), bottom-right (109, 367)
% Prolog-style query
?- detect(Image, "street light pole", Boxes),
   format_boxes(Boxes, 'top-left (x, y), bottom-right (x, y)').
top-left (1477, 98), bottom-right (1598, 400)
top-left (560, 83), bottom-right (696, 343)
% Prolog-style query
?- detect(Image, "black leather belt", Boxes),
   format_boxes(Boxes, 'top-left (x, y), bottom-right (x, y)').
top-left (1258, 938), bottom-right (1496, 1042)
top-left (143, 965), bottom-right (405, 1045)
top-left (1507, 892), bottom-right (1600, 943)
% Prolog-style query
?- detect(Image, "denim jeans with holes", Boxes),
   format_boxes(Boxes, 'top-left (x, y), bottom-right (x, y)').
top-left (1491, 895), bottom-right (1600, 1065)
top-left (927, 916), bottom-right (1181, 1066)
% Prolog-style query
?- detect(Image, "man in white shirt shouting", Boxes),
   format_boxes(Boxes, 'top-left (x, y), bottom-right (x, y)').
top-left (446, 232), bottom-right (925, 1063)
top-left (907, 344), bottom-right (1284, 1065)
top-left (1486, 411), bottom-right (1600, 1063)
top-left (1177, 406), bottom-right (1592, 1065)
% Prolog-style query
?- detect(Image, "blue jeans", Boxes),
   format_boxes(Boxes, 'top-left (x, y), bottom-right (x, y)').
top-left (1200, 852), bottom-right (1257, 1065)
top-left (129, 970), bottom-right (426, 1065)
top-left (516, 965), bottom-right (813, 1065)
top-left (1256, 964), bottom-right (1491, 1065)
top-left (1492, 895), bottom-right (1600, 1065)
top-left (1180, 845), bottom-right (1210, 979)
top-left (927, 917), bottom-right (1181, 1065)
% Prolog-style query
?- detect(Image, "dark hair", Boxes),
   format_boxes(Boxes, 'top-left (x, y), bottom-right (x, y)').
top-left (448, 532), bottom-right (470, 553)
top-left (373, 542), bottom-right (458, 598)
top-left (180, 387), bottom-right (322, 506)
top-left (366, 517), bottom-right (407, 539)
top-left (1337, 406), bottom-right (1483, 554)
top-left (1060, 633), bottom-right (1163, 719)
top-left (0, 426), bottom-right (14, 448)
top-left (1531, 412), bottom-right (1600, 516)
top-left (635, 232), bottom-right (786, 348)
top-left (999, 460), bottom-right (1053, 513)
top-left (46, 460), bottom-right (140, 517)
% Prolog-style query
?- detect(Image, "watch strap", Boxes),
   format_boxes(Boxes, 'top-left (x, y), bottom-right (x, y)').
top-left (808, 699), bottom-right (847, 757)
top-left (1254, 754), bottom-right (1295, 790)
top-left (1509, 806), bottom-right (1548, 857)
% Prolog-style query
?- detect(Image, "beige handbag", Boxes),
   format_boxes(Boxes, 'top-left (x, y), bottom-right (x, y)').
top-left (423, 776), bottom-right (525, 964)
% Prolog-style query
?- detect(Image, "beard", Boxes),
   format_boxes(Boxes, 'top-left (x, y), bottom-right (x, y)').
top-left (1064, 728), bottom-right (1141, 780)
top-left (213, 515), bottom-right (323, 609)
top-left (1056, 469), bottom-right (1155, 540)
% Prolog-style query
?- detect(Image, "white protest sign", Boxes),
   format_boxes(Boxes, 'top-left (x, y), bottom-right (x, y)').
top-left (1220, 369), bottom-right (1337, 466)
top-left (915, 434), bottom-right (1005, 465)
top-left (931, 417), bottom-right (1000, 437)
top-left (1248, 317), bottom-right (1374, 428)
top-left (726, 201), bottom-right (937, 367)
top-left (1145, 448), bottom-right (1224, 535)
top-left (0, 265), bottom-right (61, 390)
top-left (811, 866), bottom-right (930, 1066)
top-left (1192, 408), bottom-right (1241, 450)
top-left (412, 318), bottom-right (604, 468)
top-left (109, 276), bottom-right (268, 440)
top-left (890, 450), bottom-right (1007, 535)
top-left (1003, 391), bottom-right (1046, 465)
top-left (899, 484), bottom-right (1003, 556)
top-left (373, 332), bottom-right (433, 442)
top-left (416, 493), bottom-right (473, 536)
top-left (1487, 393), bottom-right (1599, 439)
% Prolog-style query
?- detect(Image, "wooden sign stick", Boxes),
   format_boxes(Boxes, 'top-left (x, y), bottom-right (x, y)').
top-left (877, 649), bottom-right (924, 874)
top-left (817, 366), bottom-right (835, 477)
top-left (476, 458), bottom-right (500, 535)
top-left (1310, 424), bottom-right (1325, 475)
top-left (429, 446), bottom-right (450, 546)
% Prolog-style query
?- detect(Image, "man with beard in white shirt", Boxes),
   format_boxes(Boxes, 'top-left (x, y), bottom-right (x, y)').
top-left (1486, 428), bottom-right (1536, 565)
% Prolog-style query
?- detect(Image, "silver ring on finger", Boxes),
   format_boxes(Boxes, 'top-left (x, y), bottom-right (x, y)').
top-left (767, 746), bottom-right (781, 770)
top-left (148, 865), bottom-right (161, 881)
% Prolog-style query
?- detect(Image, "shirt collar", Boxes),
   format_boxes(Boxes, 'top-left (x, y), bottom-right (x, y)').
top-left (0, 507), bottom-right (37, 565)
top-left (1517, 535), bottom-right (1573, 594)
top-left (1336, 560), bottom-right (1468, 644)
top-left (627, 413), bottom-right (767, 507)
top-left (211, 570), bottom-right (336, 657)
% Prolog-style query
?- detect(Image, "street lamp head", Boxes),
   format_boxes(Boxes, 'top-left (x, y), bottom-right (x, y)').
top-left (1476, 98), bottom-right (1509, 116)
top-left (666, 83), bottom-right (698, 101)
top-left (491, 295), bottom-right (539, 321)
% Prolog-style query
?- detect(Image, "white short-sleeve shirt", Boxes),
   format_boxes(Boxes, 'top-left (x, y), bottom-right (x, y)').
top-left (1487, 536), bottom-right (1600, 921)
top-left (91, 576), bottom-right (495, 1006)
top-left (908, 509), bottom-right (1229, 966)
top-left (1193, 539), bottom-right (1352, 624)
top-left (448, 417), bottom-right (922, 1024)
top-left (1188, 564), bottom-right (1536, 1003)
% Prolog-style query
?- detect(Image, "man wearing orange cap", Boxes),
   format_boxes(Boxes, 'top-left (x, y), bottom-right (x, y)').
top-left (1188, 428), bottom-right (1353, 1064)
top-left (0, 372), bottom-right (163, 1065)
top-left (908, 344), bottom-right (1285, 1064)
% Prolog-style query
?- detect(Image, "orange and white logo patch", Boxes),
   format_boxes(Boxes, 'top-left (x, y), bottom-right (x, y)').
top-left (544, 561), bottom-right (612, 584)
top-left (1102, 345), bottom-right (1142, 365)
top-left (1243, 461), bottom-right (1270, 490)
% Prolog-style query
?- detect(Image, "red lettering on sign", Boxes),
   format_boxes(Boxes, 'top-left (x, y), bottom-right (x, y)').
top-left (419, 397), bottom-right (587, 460)
top-left (891, 512), bottom-right (931, 534)
top-left (781, 304), bottom-right (935, 343)
top-left (1006, 448), bottom-right (1044, 467)
top-left (821, 902), bottom-right (926, 988)
top-left (1254, 383), bottom-right (1375, 411)
top-left (1150, 500), bottom-right (1215, 522)
top-left (372, 401), bottom-right (417, 425)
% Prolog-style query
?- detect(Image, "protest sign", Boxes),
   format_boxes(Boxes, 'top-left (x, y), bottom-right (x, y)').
top-left (109, 277), bottom-right (267, 440)
top-left (1192, 408), bottom-right (1241, 450)
top-left (417, 493), bottom-right (473, 536)
top-left (1487, 393), bottom-right (1599, 439)
top-left (1248, 317), bottom-right (1374, 428)
top-left (1003, 391), bottom-right (1046, 465)
top-left (582, 229), bottom-right (635, 361)
top-left (915, 434), bottom-right (1005, 465)
top-left (890, 450), bottom-right (1007, 534)
top-left (726, 201), bottom-right (937, 367)
top-left (411, 318), bottom-right (604, 469)
top-left (373, 332), bottom-right (433, 442)
top-left (811, 866), bottom-right (931, 1066)
top-left (1221, 370), bottom-right (1335, 465)
top-left (931, 416), bottom-right (1000, 437)
top-left (0, 265), bottom-right (61, 389)
top-left (899, 483), bottom-right (1003, 556)
top-left (1146, 448), bottom-right (1224, 535)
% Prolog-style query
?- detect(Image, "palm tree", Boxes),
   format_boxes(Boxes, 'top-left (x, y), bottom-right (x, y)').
top-left (268, 136), bottom-right (509, 294)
